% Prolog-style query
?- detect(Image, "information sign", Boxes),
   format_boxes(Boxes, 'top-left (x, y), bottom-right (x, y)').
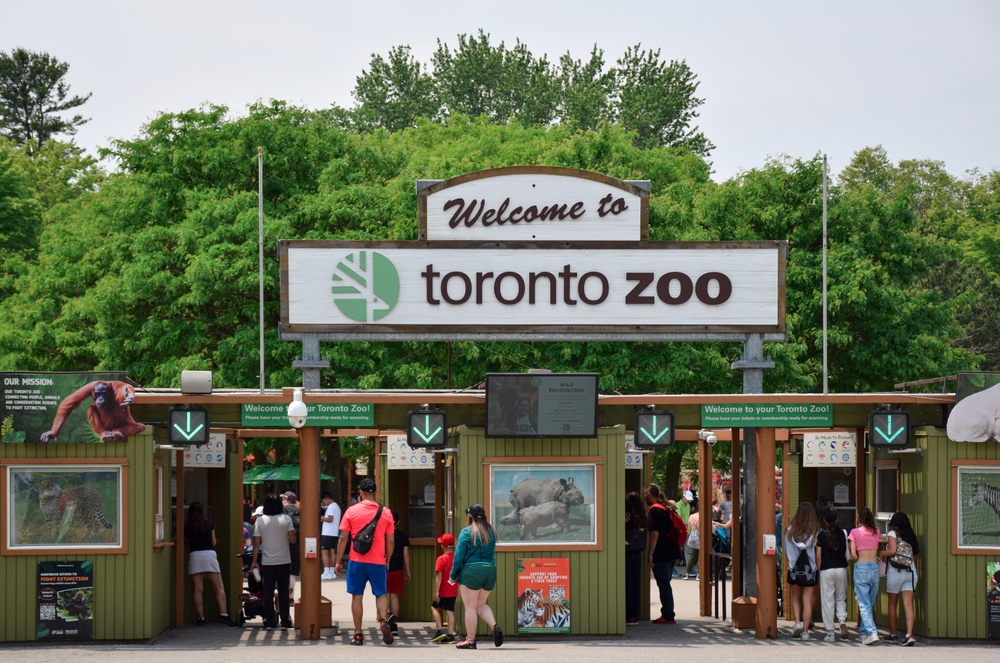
top-left (702, 403), bottom-right (833, 428)
top-left (241, 402), bottom-right (374, 427)
top-left (387, 433), bottom-right (434, 469)
top-left (803, 432), bottom-right (856, 468)
top-left (37, 561), bottom-right (93, 639)
top-left (516, 558), bottom-right (570, 634)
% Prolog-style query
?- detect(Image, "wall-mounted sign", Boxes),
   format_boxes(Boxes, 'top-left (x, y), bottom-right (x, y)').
top-left (37, 561), bottom-right (93, 639)
top-left (241, 402), bottom-right (374, 427)
top-left (171, 432), bottom-right (226, 468)
top-left (386, 434), bottom-right (433, 469)
top-left (168, 407), bottom-right (209, 444)
top-left (987, 561), bottom-right (1000, 638)
top-left (624, 432), bottom-right (643, 469)
top-left (1, 372), bottom-right (140, 443)
top-left (803, 432), bottom-right (856, 468)
top-left (701, 403), bottom-right (832, 428)
top-left (486, 373), bottom-right (598, 438)
top-left (516, 558), bottom-right (570, 634)
top-left (418, 167), bottom-right (648, 242)
top-left (280, 241), bottom-right (786, 341)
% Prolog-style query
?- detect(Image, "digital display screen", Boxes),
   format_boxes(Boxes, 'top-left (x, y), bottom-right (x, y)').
top-left (485, 373), bottom-right (598, 438)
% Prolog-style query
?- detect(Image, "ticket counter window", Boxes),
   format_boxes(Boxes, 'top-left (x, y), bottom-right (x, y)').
top-left (874, 462), bottom-right (899, 532)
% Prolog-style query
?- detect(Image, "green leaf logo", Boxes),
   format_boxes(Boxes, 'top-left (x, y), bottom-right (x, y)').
top-left (331, 250), bottom-right (400, 323)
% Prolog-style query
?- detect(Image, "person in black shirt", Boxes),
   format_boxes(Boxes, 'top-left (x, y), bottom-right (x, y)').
top-left (185, 502), bottom-right (236, 626)
top-left (645, 484), bottom-right (682, 624)
top-left (383, 510), bottom-right (411, 636)
top-left (816, 507), bottom-right (849, 641)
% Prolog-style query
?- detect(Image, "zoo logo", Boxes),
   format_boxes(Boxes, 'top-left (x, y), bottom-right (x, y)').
top-left (330, 251), bottom-right (400, 323)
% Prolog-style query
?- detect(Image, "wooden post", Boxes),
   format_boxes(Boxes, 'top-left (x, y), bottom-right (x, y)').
top-left (754, 427), bottom-right (777, 639)
top-left (297, 425), bottom-right (322, 639)
top-left (782, 435), bottom-right (791, 621)
top-left (731, 428), bottom-right (741, 597)
top-left (174, 449), bottom-right (185, 628)
top-left (699, 438), bottom-right (713, 616)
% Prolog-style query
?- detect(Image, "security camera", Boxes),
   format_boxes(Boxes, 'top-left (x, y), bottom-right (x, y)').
top-left (287, 388), bottom-right (308, 429)
top-left (707, 434), bottom-right (718, 447)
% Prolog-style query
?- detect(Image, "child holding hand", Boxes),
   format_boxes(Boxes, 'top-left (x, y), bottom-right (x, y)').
top-left (430, 533), bottom-right (458, 644)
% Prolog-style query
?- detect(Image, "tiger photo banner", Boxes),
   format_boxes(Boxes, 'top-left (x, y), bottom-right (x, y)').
top-left (516, 558), bottom-right (570, 634)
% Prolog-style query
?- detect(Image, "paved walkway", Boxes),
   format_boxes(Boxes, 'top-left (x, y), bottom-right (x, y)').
top-left (2, 574), bottom-right (997, 661)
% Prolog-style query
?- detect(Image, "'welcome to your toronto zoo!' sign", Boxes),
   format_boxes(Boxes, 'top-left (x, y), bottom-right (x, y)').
top-left (279, 167), bottom-right (787, 342)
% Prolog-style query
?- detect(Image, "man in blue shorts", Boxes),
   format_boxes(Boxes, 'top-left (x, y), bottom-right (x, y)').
top-left (335, 477), bottom-right (396, 645)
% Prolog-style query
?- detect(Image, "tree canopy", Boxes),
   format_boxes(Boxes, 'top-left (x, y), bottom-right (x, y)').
top-left (351, 33), bottom-right (713, 157)
top-left (0, 48), bottom-right (91, 152)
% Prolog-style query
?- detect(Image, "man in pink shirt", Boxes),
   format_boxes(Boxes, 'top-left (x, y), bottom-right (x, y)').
top-left (335, 477), bottom-right (396, 645)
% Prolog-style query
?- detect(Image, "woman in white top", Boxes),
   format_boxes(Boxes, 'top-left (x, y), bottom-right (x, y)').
top-left (879, 512), bottom-right (920, 646)
top-left (784, 502), bottom-right (820, 641)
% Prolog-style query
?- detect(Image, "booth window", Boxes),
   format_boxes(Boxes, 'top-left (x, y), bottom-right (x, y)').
top-left (874, 461), bottom-right (899, 529)
top-left (154, 461), bottom-right (165, 545)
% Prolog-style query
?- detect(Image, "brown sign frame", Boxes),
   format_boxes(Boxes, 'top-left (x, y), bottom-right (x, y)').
top-left (278, 240), bottom-right (787, 341)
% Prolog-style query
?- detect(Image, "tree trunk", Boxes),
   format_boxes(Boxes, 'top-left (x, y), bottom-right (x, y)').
top-left (321, 437), bottom-right (343, 505)
top-left (662, 451), bottom-right (684, 501)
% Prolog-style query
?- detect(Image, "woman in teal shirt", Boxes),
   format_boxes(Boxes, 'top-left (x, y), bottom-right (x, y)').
top-left (450, 503), bottom-right (503, 649)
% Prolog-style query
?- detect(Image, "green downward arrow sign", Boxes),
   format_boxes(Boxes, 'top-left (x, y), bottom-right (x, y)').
top-left (875, 415), bottom-right (903, 443)
top-left (413, 414), bottom-right (442, 444)
top-left (173, 411), bottom-right (205, 441)
top-left (640, 416), bottom-right (669, 444)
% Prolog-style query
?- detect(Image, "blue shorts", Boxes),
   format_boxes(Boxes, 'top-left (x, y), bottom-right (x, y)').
top-left (346, 561), bottom-right (387, 597)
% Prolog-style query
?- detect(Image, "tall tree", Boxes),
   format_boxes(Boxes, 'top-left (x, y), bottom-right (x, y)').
top-left (0, 141), bottom-right (42, 300)
top-left (0, 49), bottom-right (91, 153)
top-left (612, 45), bottom-right (713, 156)
top-left (352, 45), bottom-right (439, 133)
top-left (431, 31), bottom-right (561, 126)
top-left (558, 46), bottom-right (613, 132)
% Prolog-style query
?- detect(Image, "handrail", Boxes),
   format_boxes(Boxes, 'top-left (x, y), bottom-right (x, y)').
top-left (709, 551), bottom-right (732, 621)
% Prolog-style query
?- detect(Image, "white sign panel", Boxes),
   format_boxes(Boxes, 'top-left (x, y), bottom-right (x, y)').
top-left (171, 432), bottom-right (227, 468)
top-left (421, 171), bottom-right (645, 241)
top-left (625, 432), bottom-right (643, 469)
top-left (280, 241), bottom-right (785, 339)
top-left (803, 432), bottom-right (856, 468)
top-left (387, 433), bottom-right (434, 470)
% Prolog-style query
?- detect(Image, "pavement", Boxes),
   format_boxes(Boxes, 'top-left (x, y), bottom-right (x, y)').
top-left (2, 571), bottom-right (997, 661)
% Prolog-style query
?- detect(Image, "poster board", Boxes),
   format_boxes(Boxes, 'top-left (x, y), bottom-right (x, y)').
top-left (803, 432), bottom-right (856, 468)
top-left (516, 558), bottom-right (570, 634)
top-left (37, 561), bottom-right (93, 639)
top-left (988, 561), bottom-right (1000, 639)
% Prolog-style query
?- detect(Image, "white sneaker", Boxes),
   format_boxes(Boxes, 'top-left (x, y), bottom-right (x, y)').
top-left (800, 631), bottom-right (810, 641)
top-left (824, 633), bottom-right (835, 642)
top-left (792, 622), bottom-right (803, 638)
top-left (862, 633), bottom-right (879, 645)
top-left (321, 571), bottom-right (332, 580)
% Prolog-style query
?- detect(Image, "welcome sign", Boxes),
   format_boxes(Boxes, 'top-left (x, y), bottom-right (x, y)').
top-left (279, 241), bottom-right (786, 341)
top-left (418, 166), bottom-right (648, 242)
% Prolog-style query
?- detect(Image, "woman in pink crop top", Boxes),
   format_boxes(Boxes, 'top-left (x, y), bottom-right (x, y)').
top-left (847, 507), bottom-right (882, 644)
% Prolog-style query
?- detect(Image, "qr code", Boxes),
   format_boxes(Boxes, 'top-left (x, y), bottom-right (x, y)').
top-left (560, 424), bottom-right (570, 432)
top-left (548, 586), bottom-right (566, 603)
top-left (39, 604), bottom-right (56, 620)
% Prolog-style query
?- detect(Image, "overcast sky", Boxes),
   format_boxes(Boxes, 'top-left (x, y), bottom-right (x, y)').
top-left (3, 1), bottom-right (998, 181)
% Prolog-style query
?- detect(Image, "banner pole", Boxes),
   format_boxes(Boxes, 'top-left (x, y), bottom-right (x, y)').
top-left (258, 146), bottom-right (265, 395)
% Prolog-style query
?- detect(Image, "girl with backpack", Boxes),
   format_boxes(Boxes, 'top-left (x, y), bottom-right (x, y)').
top-left (879, 512), bottom-right (919, 646)
top-left (784, 502), bottom-right (820, 640)
top-left (848, 506), bottom-right (882, 645)
top-left (816, 507), bottom-right (849, 641)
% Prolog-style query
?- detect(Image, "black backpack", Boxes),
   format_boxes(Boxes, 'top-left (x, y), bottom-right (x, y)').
top-left (788, 549), bottom-right (818, 587)
top-left (350, 504), bottom-right (384, 555)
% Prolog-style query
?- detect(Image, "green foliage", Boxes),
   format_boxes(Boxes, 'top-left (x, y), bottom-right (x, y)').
top-left (0, 140), bottom-right (43, 299)
top-left (0, 48), bottom-right (91, 151)
top-left (351, 33), bottom-right (711, 156)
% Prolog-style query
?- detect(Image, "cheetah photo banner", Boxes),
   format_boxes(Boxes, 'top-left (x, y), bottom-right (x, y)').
top-left (3, 465), bottom-right (124, 553)
top-left (1, 372), bottom-right (129, 443)
top-left (516, 558), bottom-right (571, 634)
top-left (37, 561), bottom-right (94, 639)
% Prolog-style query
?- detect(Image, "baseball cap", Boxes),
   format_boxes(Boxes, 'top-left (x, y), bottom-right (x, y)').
top-left (437, 533), bottom-right (455, 546)
top-left (683, 490), bottom-right (694, 501)
top-left (358, 477), bottom-right (376, 493)
top-left (465, 503), bottom-right (486, 519)
top-left (253, 506), bottom-right (264, 516)
top-left (283, 491), bottom-right (297, 502)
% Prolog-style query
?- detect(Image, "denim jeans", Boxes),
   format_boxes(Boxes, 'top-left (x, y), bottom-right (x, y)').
top-left (625, 552), bottom-right (642, 619)
top-left (853, 561), bottom-right (879, 636)
top-left (651, 560), bottom-right (677, 620)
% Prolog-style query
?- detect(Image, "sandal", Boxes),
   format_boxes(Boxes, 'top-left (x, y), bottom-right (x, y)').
top-left (455, 639), bottom-right (477, 649)
top-left (351, 633), bottom-right (364, 646)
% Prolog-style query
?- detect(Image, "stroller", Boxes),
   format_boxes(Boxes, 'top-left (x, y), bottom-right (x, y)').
top-left (237, 552), bottom-right (266, 625)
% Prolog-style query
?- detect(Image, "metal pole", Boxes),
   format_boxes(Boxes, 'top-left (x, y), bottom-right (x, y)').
top-left (822, 154), bottom-right (828, 395)
top-left (258, 146), bottom-right (265, 395)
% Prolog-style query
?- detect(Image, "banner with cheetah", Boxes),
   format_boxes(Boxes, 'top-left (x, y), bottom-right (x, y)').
top-left (6, 467), bottom-right (121, 550)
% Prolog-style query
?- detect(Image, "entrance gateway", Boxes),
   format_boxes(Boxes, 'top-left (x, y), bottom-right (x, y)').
top-left (279, 166), bottom-right (788, 638)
